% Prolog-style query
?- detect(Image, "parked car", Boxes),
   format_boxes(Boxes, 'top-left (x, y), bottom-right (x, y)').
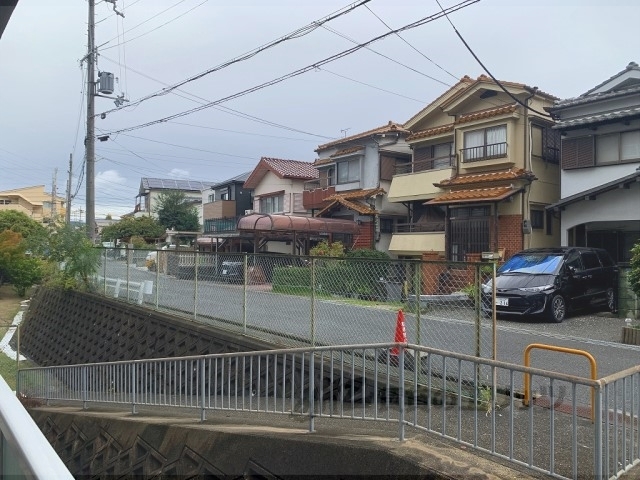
top-left (220, 261), bottom-right (244, 283)
top-left (481, 247), bottom-right (618, 323)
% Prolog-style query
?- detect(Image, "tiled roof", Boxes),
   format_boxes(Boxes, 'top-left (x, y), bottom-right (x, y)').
top-left (456, 103), bottom-right (518, 124)
top-left (472, 75), bottom-right (557, 101)
top-left (316, 187), bottom-right (385, 216)
top-left (582, 61), bottom-right (640, 96)
top-left (330, 146), bottom-right (365, 158)
top-left (404, 76), bottom-right (475, 127)
top-left (551, 106), bottom-right (640, 129)
top-left (436, 168), bottom-right (535, 187)
top-left (140, 178), bottom-right (215, 192)
top-left (243, 157), bottom-right (318, 189)
top-left (406, 124), bottom-right (454, 142)
top-left (316, 121), bottom-right (410, 151)
top-left (425, 186), bottom-right (520, 205)
top-left (211, 171), bottom-right (252, 188)
top-left (550, 85), bottom-right (640, 109)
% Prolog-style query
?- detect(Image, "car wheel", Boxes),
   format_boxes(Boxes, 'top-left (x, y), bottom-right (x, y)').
top-left (606, 288), bottom-right (616, 312)
top-left (548, 294), bottom-right (566, 323)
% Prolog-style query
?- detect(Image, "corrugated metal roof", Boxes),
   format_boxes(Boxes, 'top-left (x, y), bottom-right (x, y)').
top-left (141, 178), bottom-right (215, 191)
top-left (237, 213), bottom-right (360, 234)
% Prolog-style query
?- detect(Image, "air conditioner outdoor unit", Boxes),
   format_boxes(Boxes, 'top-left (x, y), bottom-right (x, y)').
top-left (244, 209), bottom-right (254, 215)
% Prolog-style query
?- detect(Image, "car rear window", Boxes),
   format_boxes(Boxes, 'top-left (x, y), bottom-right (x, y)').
top-left (597, 250), bottom-right (614, 267)
top-left (499, 254), bottom-right (563, 274)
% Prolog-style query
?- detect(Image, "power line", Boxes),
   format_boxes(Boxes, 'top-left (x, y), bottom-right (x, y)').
top-left (320, 23), bottom-right (451, 87)
top-left (100, 54), bottom-right (335, 139)
top-left (364, 4), bottom-right (459, 81)
top-left (98, 0), bottom-right (373, 117)
top-left (434, 0), bottom-right (550, 117)
top-left (102, 0), bottom-right (479, 136)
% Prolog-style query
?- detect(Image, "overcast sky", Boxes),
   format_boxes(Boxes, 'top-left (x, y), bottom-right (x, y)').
top-left (1, 0), bottom-right (639, 219)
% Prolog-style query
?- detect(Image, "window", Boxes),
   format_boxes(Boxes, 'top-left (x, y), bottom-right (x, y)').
top-left (380, 218), bottom-right (394, 233)
top-left (596, 130), bottom-right (640, 165)
top-left (208, 193), bottom-right (215, 203)
top-left (546, 210), bottom-right (553, 236)
top-left (259, 195), bottom-right (283, 213)
top-left (0, 199), bottom-right (11, 205)
top-left (462, 125), bottom-right (507, 161)
top-left (530, 210), bottom-right (544, 229)
top-left (581, 251), bottom-right (601, 269)
top-left (337, 159), bottom-right (359, 183)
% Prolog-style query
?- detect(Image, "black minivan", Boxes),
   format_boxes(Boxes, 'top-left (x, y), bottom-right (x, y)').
top-left (481, 247), bottom-right (618, 323)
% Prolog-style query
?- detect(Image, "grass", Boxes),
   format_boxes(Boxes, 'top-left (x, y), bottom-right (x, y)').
top-left (0, 284), bottom-right (35, 390)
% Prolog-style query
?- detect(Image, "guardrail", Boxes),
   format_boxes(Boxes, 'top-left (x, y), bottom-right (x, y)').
top-left (17, 342), bottom-right (640, 479)
top-left (95, 275), bottom-right (153, 305)
top-left (0, 375), bottom-right (73, 479)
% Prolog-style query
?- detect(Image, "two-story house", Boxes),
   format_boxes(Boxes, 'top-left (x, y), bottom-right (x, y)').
top-left (304, 121), bottom-right (412, 252)
top-left (546, 62), bottom-right (640, 264)
top-left (387, 74), bottom-right (561, 262)
top-left (134, 178), bottom-right (215, 227)
top-left (198, 172), bottom-right (253, 252)
top-left (0, 185), bottom-right (66, 225)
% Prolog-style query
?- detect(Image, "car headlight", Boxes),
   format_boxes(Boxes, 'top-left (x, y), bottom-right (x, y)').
top-left (518, 284), bottom-right (554, 292)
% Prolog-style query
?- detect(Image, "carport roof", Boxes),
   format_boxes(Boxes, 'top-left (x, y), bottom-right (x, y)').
top-left (237, 213), bottom-right (360, 234)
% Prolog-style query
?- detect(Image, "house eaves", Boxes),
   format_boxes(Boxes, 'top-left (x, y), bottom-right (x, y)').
top-left (546, 169), bottom-right (640, 211)
top-left (551, 106), bottom-right (640, 130)
top-left (435, 168), bottom-right (536, 187)
top-left (243, 157), bottom-right (318, 189)
top-left (315, 121), bottom-right (409, 152)
top-left (582, 61), bottom-right (640, 96)
top-left (425, 186), bottom-right (522, 205)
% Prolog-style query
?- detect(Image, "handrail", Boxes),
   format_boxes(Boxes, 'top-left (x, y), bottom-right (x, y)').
top-left (523, 343), bottom-right (597, 421)
top-left (0, 375), bottom-right (73, 479)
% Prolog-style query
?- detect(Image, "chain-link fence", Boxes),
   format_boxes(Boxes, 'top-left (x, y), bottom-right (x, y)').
top-left (94, 248), bottom-right (497, 361)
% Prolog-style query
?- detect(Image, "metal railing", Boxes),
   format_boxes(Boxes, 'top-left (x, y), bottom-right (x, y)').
top-left (17, 343), bottom-right (640, 479)
top-left (461, 142), bottom-right (508, 163)
top-left (394, 155), bottom-right (455, 175)
top-left (0, 375), bottom-right (73, 479)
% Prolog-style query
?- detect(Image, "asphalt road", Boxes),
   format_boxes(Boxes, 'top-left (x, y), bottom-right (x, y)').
top-left (99, 260), bottom-right (639, 403)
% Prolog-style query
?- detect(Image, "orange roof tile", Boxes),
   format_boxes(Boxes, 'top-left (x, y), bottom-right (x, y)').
top-left (425, 186), bottom-right (520, 205)
top-left (456, 103), bottom-right (518, 124)
top-left (316, 121), bottom-right (410, 151)
top-left (436, 168), bottom-right (536, 187)
top-left (406, 124), bottom-right (454, 142)
top-left (244, 157), bottom-right (318, 189)
top-left (330, 146), bottom-right (365, 158)
top-left (316, 188), bottom-right (385, 216)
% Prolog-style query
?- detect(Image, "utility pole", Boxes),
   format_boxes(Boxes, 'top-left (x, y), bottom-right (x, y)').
top-left (66, 154), bottom-right (73, 224)
top-left (86, 0), bottom-right (96, 242)
top-left (51, 169), bottom-right (57, 221)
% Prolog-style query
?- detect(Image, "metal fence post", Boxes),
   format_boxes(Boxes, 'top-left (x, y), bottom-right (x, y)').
top-left (415, 262), bottom-right (422, 345)
top-left (243, 254), bottom-right (248, 334)
top-left (155, 251), bottom-right (160, 310)
top-left (200, 358), bottom-right (206, 422)
top-left (194, 251), bottom-right (199, 320)
top-left (398, 346), bottom-right (405, 441)
top-left (103, 248), bottom-right (107, 295)
top-left (594, 383), bottom-right (603, 480)
top-left (15, 324), bottom-right (20, 370)
top-left (311, 258), bottom-right (316, 347)
top-left (309, 351), bottom-right (315, 432)
top-left (131, 364), bottom-right (137, 415)
top-left (475, 263), bottom-right (481, 359)
top-left (45, 370), bottom-right (50, 406)
top-left (82, 366), bottom-right (88, 410)
top-left (126, 246), bottom-right (131, 302)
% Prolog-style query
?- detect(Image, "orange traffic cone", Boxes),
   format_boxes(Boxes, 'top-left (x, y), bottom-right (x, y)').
top-left (390, 309), bottom-right (407, 356)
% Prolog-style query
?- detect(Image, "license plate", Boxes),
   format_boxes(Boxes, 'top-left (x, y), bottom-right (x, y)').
top-left (222, 269), bottom-right (227, 274)
top-left (495, 297), bottom-right (509, 306)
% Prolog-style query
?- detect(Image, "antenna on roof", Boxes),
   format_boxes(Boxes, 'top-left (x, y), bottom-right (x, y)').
top-left (340, 128), bottom-right (350, 137)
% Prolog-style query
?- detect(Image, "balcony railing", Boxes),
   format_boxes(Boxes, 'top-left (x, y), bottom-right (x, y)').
top-left (395, 221), bottom-right (445, 233)
top-left (304, 177), bottom-right (334, 191)
top-left (394, 155), bottom-right (455, 175)
top-left (203, 216), bottom-right (241, 234)
top-left (460, 142), bottom-right (508, 163)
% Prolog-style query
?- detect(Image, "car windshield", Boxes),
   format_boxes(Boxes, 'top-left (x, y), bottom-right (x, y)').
top-left (498, 253), bottom-right (563, 274)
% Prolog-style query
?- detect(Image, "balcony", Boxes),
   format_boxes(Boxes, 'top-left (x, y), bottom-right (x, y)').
top-left (203, 216), bottom-right (242, 234)
top-left (394, 155), bottom-right (455, 175)
top-left (388, 230), bottom-right (446, 256)
top-left (461, 142), bottom-right (508, 163)
top-left (302, 178), bottom-right (336, 210)
top-left (387, 167), bottom-right (455, 203)
top-left (395, 221), bottom-right (445, 233)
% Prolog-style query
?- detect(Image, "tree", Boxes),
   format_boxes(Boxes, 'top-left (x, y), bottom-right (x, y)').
top-left (0, 230), bottom-right (43, 296)
top-left (100, 216), bottom-right (164, 242)
top-left (47, 224), bottom-right (101, 289)
top-left (0, 210), bottom-right (47, 239)
top-left (155, 190), bottom-right (200, 233)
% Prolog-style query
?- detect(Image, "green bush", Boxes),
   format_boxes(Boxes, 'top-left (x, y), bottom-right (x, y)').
top-left (630, 242), bottom-right (640, 299)
top-left (272, 266), bottom-right (311, 294)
